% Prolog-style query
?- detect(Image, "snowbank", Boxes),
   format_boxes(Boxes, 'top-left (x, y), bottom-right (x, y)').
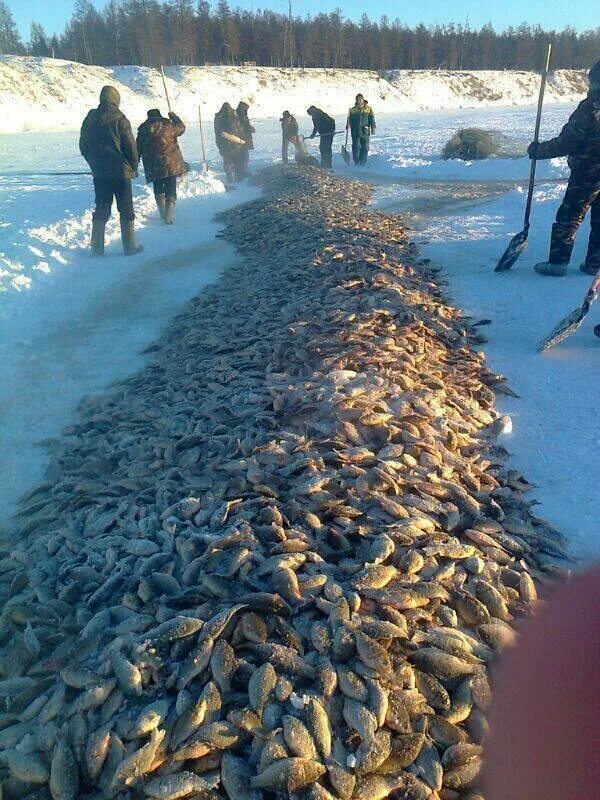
top-left (0, 56), bottom-right (588, 133)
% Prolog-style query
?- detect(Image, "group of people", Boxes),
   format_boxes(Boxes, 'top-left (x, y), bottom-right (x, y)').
top-left (78, 88), bottom-right (377, 256)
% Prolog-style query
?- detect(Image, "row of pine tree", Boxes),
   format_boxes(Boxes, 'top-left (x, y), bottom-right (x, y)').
top-left (1, 0), bottom-right (598, 71)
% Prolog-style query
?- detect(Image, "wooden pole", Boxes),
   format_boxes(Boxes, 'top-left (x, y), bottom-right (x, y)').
top-left (198, 105), bottom-right (207, 174)
top-left (160, 65), bottom-right (172, 114)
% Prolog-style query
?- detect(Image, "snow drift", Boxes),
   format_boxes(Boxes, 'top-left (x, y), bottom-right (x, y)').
top-left (0, 56), bottom-right (588, 134)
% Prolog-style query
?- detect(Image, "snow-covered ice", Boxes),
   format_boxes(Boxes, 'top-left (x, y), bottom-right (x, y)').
top-left (0, 92), bottom-right (598, 558)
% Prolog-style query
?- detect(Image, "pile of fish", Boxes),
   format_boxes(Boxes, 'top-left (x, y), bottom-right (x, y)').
top-left (0, 165), bottom-right (570, 800)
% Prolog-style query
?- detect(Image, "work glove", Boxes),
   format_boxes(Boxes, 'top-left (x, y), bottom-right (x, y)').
top-left (527, 142), bottom-right (538, 159)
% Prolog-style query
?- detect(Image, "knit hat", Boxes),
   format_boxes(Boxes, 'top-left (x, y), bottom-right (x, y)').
top-left (99, 85), bottom-right (120, 107)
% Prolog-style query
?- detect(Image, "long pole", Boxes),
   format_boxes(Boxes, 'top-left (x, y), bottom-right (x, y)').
top-left (198, 105), bottom-right (207, 174)
top-left (523, 43), bottom-right (552, 228)
top-left (160, 65), bottom-right (172, 114)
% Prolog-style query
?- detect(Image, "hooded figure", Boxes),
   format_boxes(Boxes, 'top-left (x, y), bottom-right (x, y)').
top-left (307, 106), bottom-right (336, 170)
top-left (79, 85), bottom-right (142, 255)
top-left (280, 110), bottom-right (299, 163)
top-left (529, 59), bottom-right (600, 278)
top-left (346, 93), bottom-right (376, 166)
top-left (136, 108), bottom-right (187, 224)
top-left (236, 101), bottom-right (255, 177)
top-left (214, 102), bottom-right (246, 185)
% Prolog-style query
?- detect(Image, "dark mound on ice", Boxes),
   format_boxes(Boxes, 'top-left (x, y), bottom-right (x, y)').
top-left (443, 127), bottom-right (523, 161)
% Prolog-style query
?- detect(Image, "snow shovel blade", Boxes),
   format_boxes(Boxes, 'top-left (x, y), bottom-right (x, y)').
top-left (494, 226), bottom-right (529, 272)
top-left (537, 278), bottom-right (599, 352)
top-left (341, 145), bottom-right (350, 165)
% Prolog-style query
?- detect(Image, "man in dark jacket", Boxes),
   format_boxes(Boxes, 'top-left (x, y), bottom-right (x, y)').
top-left (346, 94), bottom-right (376, 166)
top-left (214, 102), bottom-right (246, 186)
top-left (307, 106), bottom-right (336, 170)
top-left (136, 108), bottom-right (187, 225)
top-left (529, 59), bottom-right (600, 277)
top-left (236, 101), bottom-right (255, 177)
top-left (79, 85), bottom-right (142, 256)
top-left (280, 111), bottom-right (299, 163)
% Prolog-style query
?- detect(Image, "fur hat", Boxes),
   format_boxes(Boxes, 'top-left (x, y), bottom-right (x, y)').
top-left (99, 85), bottom-right (120, 107)
top-left (147, 108), bottom-right (161, 118)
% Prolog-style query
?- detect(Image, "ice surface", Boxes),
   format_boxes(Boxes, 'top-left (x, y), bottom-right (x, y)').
top-left (0, 99), bottom-right (598, 559)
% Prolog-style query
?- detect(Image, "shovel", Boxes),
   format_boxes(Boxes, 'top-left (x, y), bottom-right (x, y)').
top-left (198, 105), bottom-right (208, 175)
top-left (495, 43), bottom-right (552, 273)
top-left (341, 127), bottom-right (350, 165)
top-left (537, 270), bottom-right (600, 351)
top-left (160, 65), bottom-right (172, 114)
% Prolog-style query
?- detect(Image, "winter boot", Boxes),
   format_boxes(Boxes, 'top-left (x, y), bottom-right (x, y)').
top-left (90, 219), bottom-right (105, 256)
top-left (594, 324), bottom-right (600, 339)
top-left (120, 219), bottom-right (143, 256)
top-left (155, 193), bottom-right (166, 221)
top-left (534, 261), bottom-right (568, 276)
top-left (579, 261), bottom-right (598, 276)
top-left (164, 198), bottom-right (176, 225)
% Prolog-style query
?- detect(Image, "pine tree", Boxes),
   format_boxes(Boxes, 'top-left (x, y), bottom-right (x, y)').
top-left (0, 1), bottom-right (23, 54)
top-left (29, 22), bottom-right (49, 57)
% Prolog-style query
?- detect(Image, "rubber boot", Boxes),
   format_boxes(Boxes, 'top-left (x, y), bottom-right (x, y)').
top-left (164, 198), bottom-right (176, 225)
top-left (120, 219), bottom-right (143, 256)
top-left (90, 219), bottom-right (105, 256)
top-left (579, 261), bottom-right (598, 276)
top-left (594, 324), bottom-right (600, 339)
top-left (155, 193), bottom-right (166, 221)
top-left (534, 261), bottom-right (568, 276)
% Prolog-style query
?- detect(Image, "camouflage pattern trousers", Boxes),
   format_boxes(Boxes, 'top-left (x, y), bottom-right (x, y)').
top-left (549, 172), bottom-right (600, 270)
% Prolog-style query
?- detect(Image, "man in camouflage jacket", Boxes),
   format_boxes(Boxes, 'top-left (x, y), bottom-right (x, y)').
top-left (530, 60), bottom-right (600, 277)
top-left (137, 108), bottom-right (187, 224)
top-left (79, 85), bottom-right (142, 256)
top-left (346, 94), bottom-right (376, 166)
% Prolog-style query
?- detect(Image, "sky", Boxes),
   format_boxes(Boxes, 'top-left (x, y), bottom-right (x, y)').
top-left (7, 0), bottom-right (600, 40)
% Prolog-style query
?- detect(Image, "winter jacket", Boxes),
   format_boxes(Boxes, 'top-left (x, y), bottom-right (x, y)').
top-left (281, 114), bottom-right (299, 140)
top-left (237, 104), bottom-right (255, 150)
top-left (136, 112), bottom-right (187, 184)
top-left (79, 103), bottom-right (138, 180)
top-left (308, 108), bottom-right (335, 137)
top-left (214, 106), bottom-right (246, 156)
top-left (536, 90), bottom-right (600, 177)
top-left (347, 103), bottom-right (376, 139)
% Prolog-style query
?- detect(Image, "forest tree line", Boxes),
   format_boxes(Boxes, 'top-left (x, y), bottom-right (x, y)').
top-left (1, 0), bottom-right (599, 72)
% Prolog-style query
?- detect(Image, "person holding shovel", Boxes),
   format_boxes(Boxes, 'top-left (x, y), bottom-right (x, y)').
top-left (529, 59), bottom-right (600, 277)
top-left (79, 85), bottom-right (143, 256)
top-left (307, 106), bottom-right (336, 170)
top-left (136, 108), bottom-right (187, 225)
top-left (346, 94), bottom-right (376, 166)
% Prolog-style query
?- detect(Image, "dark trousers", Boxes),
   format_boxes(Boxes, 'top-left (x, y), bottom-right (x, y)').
top-left (92, 177), bottom-right (134, 222)
top-left (282, 137), bottom-right (291, 163)
top-left (352, 135), bottom-right (370, 166)
top-left (550, 175), bottom-right (600, 270)
top-left (319, 135), bottom-right (333, 170)
top-left (153, 176), bottom-right (177, 200)
top-left (222, 151), bottom-right (245, 184)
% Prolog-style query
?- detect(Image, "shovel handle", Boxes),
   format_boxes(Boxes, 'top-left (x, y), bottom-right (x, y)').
top-left (160, 66), bottom-right (172, 114)
top-left (524, 43), bottom-right (552, 227)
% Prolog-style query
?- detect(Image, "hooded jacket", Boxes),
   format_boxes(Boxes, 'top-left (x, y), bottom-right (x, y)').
top-left (536, 89), bottom-right (600, 177)
top-left (136, 111), bottom-right (187, 183)
top-left (347, 103), bottom-right (376, 139)
top-left (281, 113), bottom-right (299, 140)
top-left (236, 102), bottom-right (255, 150)
top-left (307, 107), bottom-right (335, 137)
top-left (80, 88), bottom-right (138, 180)
top-left (214, 104), bottom-right (245, 156)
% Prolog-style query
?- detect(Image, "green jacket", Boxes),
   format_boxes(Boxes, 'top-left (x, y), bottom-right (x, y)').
top-left (347, 104), bottom-right (375, 139)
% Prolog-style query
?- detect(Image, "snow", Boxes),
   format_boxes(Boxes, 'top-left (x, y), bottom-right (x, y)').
top-left (0, 82), bottom-right (597, 557)
top-left (0, 56), bottom-right (588, 133)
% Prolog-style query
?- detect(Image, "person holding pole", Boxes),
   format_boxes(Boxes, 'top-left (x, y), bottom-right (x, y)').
top-left (136, 108), bottom-right (187, 224)
top-left (529, 59), bottom-right (600, 277)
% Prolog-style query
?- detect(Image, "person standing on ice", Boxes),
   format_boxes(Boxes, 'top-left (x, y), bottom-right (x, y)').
top-left (214, 102), bottom-right (246, 186)
top-left (346, 94), bottom-right (376, 166)
top-left (280, 111), bottom-right (299, 163)
top-left (79, 85), bottom-right (143, 256)
top-left (529, 59), bottom-right (600, 277)
top-left (236, 101), bottom-right (255, 177)
top-left (136, 108), bottom-right (187, 225)
top-left (307, 106), bottom-right (336, 170)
